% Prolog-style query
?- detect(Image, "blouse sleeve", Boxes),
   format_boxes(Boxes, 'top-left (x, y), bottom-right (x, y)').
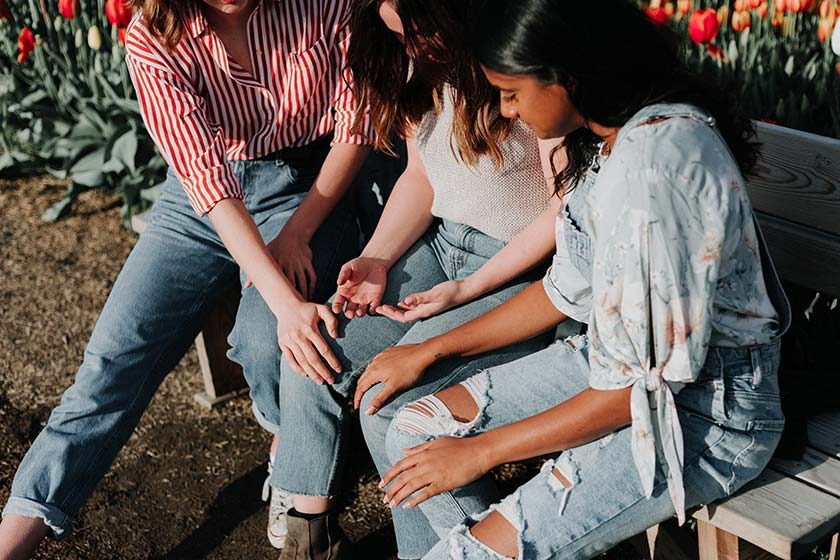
top-left (588, 165), bottom-right (729, 523)
top-left (542, 210), bottom-right (593, 323)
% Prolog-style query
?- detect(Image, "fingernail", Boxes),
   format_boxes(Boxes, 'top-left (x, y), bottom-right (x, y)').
top-left (378, 480), bottom-right (385, 489)
top-left (381, 495), bottom-right (389, 504)
top-left (389, 500), bottom-right (396, 508)
top-left (365, 407), bottom-right (375, 416)
top-left (403, 503), bottom-right (412, 509)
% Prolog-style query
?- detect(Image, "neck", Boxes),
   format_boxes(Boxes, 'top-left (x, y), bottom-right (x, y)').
top-left (588, 121), bottom-right (620, 152)
top-left (202, 0), bottom-right (258, 33)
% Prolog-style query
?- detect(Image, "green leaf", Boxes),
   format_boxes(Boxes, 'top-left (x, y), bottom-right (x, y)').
top-left (41, 184), bottom-right (84, 222)
top-left (110, 129), bottom-right (138, 174)
top-left (69, 147), bottom-right (106, 187)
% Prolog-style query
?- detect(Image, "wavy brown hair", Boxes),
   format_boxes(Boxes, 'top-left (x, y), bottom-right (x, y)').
top-left (348, 0), bottom-right (512, 166)
top-left (128, 0), bottom-right (191, 51)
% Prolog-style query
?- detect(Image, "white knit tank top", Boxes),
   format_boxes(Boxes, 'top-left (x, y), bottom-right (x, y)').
top-left (416, 87), bottom-right (550, 242)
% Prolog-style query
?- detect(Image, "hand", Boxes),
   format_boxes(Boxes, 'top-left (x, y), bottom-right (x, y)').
top-left (353, 344), bottom-right (435, 414)
top-left (380, 437), bottom-right (492, 509)
top-left (376, 280), bottom-right (471, 323)
top-left (246, 229), bottom-right (316, 301)
top-left (332, 257), bottom-right (389, 319)
top-left (276, 301), bottom-right (341, 385)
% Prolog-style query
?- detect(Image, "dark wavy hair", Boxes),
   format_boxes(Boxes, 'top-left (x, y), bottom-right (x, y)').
top-left (475, 0), bottom-right (759, 194)
top-left (348, 0), bottom-right (512, 166)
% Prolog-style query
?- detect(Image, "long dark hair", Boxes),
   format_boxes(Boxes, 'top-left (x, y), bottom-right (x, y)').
top-left (348, 0), bottom-right (512, 166)
top-left (475, 0), bottom-right (759, 194)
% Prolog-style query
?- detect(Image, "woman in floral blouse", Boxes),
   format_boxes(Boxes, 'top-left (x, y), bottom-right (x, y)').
top-left (354, 1), bottom-right (792, 557)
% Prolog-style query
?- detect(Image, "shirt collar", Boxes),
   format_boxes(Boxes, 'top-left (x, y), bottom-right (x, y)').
top-left (185, 3), bottom-right (209, 39)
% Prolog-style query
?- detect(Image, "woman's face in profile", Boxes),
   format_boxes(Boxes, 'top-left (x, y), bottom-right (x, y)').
top-left (482, 67), bottom-right (584, 140)
top-left (377, 1), bottom-right (441, 62)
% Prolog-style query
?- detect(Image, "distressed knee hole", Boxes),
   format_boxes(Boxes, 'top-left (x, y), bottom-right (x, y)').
top-left (394, 372), bottom-right (490, 437)
top-left (544, 455), bottom-right (580, 516)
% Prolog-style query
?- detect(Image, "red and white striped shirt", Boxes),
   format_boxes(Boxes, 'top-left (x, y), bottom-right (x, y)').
top-left (125, 0), bottom-right (373, 215)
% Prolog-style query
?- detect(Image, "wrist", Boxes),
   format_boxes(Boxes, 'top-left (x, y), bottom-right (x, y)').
top-left (471, 432), bottom-right (502, 473)
top-left (358, 251), bottom-right (396, 270)
top-left (458, 277), bottom-right (483, 303)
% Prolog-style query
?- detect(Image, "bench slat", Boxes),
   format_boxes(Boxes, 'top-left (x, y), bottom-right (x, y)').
top-left (771, 448), bottom-right (840, 499)
top-left (748, 122), bottom-right (840, 237)
top-left (809, 412), bottom-right (840, 459)
top-left (756, 212), bottom-right (840, 297)
top-left (693, 469), bottom-right (840, 559)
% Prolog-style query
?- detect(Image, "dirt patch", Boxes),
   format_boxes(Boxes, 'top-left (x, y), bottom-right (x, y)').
top-left (0, 176), bottom-right (642, 559)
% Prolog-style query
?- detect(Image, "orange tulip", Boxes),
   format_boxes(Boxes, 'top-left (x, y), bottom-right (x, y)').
top-left (735, 0), bottom-right (746, 10)
top-left (677, 0), bottom-right (692, 16)
top-left (787, 0), bottom-right (807, 12)
top-left (664, 2), bottom-right (675, 17)
top-left (758, 2), bottom-right (770, 17)
top-left (775, 0), bottom-right (787, 11)
top-left (748, 0), bottom-right (764, 7)
top-left (689, 8), bottom-right (720, 43)
top-left (819, 0), bottom-right (840, 17)
top-left (17, 27), bottom-right (35, 63)
top-left (732, 10), bottom-right (752, 30)
top-left (58, 0), bottom-right (77, 19)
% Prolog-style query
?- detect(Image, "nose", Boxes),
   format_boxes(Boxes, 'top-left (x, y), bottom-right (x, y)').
top-left (500, 97), bottom-right (518, 119)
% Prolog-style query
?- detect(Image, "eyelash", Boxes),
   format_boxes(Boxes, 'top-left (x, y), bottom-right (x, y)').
top-left (502, 93), bottom-right (517, 103)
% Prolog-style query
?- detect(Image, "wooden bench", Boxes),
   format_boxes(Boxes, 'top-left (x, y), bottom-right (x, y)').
top-left (647, 122), bottom-right (840, 560)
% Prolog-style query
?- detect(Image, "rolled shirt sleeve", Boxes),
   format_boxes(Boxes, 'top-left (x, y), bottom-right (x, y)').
top-left (125, 27), bottom-right (243, 216)
top-left (542, 209), bottom-right (593, 323)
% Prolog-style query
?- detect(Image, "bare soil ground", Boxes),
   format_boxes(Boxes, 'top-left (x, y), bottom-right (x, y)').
top-left (0, 176), bottom-right (645, 559)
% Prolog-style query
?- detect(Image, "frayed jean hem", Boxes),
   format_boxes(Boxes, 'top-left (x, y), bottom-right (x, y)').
top-left (3, 496), bottom-right (72, 540)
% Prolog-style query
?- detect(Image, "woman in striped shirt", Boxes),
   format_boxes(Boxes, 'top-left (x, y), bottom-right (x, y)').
top-left (0, 0), bottom-right (372, 558)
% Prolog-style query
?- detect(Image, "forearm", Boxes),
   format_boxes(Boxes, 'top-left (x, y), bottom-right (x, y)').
top-left (209, 198), bottom-right (301, 315)
top-left (477, 387), bottom-right (632, 469)
top-left (461, 197), bottom-right (560, 301)
top-left (424, 282), bottom-right (565, 361)
top-left (283, 143), bottom-right (371, 241)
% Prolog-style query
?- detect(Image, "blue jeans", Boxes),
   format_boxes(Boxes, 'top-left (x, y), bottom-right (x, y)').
top-left (256, 220), bottom-right (554, 559)
top-left (2, 155), bottom-right (359, 538)
top-left (385, 335), bottom-right (784, 559)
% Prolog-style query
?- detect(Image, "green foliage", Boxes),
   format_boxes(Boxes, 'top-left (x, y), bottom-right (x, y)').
top-left (644, 0), bottom-right (840, 138)
top-left (0, 0), bottom-right (164, 227)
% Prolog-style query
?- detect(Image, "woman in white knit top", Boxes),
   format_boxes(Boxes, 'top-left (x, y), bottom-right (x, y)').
top-left (257, 0), bottom-right (566, 556)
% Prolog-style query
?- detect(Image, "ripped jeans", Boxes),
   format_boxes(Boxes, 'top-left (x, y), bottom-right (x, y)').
top-left (385, 335), bottom-right (784, 559)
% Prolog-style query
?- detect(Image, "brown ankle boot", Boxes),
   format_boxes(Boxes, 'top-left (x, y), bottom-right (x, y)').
top-left (279, 510), bottom-right (351, 560)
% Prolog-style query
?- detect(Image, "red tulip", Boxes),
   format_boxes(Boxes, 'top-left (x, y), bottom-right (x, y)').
top-left (105, 0), bottom-right (132, 28)
top-left (17, 27), bottom-right (35, 63)
top-left (689, 8), bottom-right (720, 44)
top-left (0, 0), bottom-right (11, 21)
top-left (118, 27), bottom-right (126, 44)
top-left (647, 6), bottom-right (669, 24)
top-left (58, 0), bottom-right (78, 19)
top-left (758, 2), bottom-right (770, 17)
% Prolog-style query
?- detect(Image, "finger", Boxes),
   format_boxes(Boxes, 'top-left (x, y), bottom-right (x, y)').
top-left (289, 342), bottom-right (320, 382)
top-left (380, 455), bottom-right (419, 488)
top-left (281, 345), bottom-right (306, 377)
top-left (244, 277), bottom-right (253, 289)
top-left (366, 383), bottom-right (397, 415)
top-left (404, 487), bottom-right (438, 509)
top-left (353, 371), bottom-right (379, 411)
top-left (355, 303), bottom-right (369, 317)
top-left (300, 340), bottom-right (333, 384)
top-left (309, 329), bottom-right (342, 376)
top-left (345, 301), bottom-right (359, 320)
top-left (375, 305), bottom-right (408, 323)
top-left (336, 263), bottom-right (354, 286)
top-left (304, 263), bottom-right (317, 300)
top-left (388, 472), bottom-right (431, 507)
top-left (293, 266), bottom-right (309, 301)
top-left (318, 305), bottom-right (340, 340)
top-left (331, 293), bottom-right (347, 314)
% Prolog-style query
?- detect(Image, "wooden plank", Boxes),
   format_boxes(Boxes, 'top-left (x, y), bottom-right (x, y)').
top-left (641, 521), bottom-right (697, 560)
top-left (747, 122), bottom-right (840, 237)
top-left (830, 533), bottom-right (838, 560)
top-left (771, 448), bottom-right (840, 499)
top-left (192, 286), bottom-right (246, 409)
top-left (699, 520), bottom-right (741, 560)
top-left (694, 469), bottom-right (840, 559)
top-left (756, 213), bottom-right (840, 297)
top-left (809, 413), bottom-right (840, 459)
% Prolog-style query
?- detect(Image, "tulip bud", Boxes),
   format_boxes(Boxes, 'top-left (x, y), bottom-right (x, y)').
top-left (0, 0), bottom-right (11, 21)
top-left (88, 25), bottom-right (102, 49)
top-left (758, 2), bottom-right (770, 18)
top-left (677, 0), bottom-right (692, 16)
top-left (74, 27), bottom-right (83, 47)
top-left (689, 8), bottom-right (721, 43)
top-left (58, 0), bottom-right (77, 19)
top-left (775, 0), bottom-right (787, 11)
top-left (17, 26), bottom-right (35, 63)
top-left (664, 2), bottom-right (675, 17)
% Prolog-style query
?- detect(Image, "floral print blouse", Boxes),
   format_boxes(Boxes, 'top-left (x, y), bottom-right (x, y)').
top-left (542, 103), bottom-right (784, 522)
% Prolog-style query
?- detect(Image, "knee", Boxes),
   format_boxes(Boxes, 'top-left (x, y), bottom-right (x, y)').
top-left (227, 312), bottom-right (279, 376)
top-left (385, 371), bottom-right (490, 463)
top-left (359, 386), bottom-right (391, 442)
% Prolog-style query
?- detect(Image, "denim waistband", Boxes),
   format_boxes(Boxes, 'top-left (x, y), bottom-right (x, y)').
top-left (436, 219), bottom-right (507, 260)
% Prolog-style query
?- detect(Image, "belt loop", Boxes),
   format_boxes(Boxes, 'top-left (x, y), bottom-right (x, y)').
top-left (750, 348), bottom-right (763, 389)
